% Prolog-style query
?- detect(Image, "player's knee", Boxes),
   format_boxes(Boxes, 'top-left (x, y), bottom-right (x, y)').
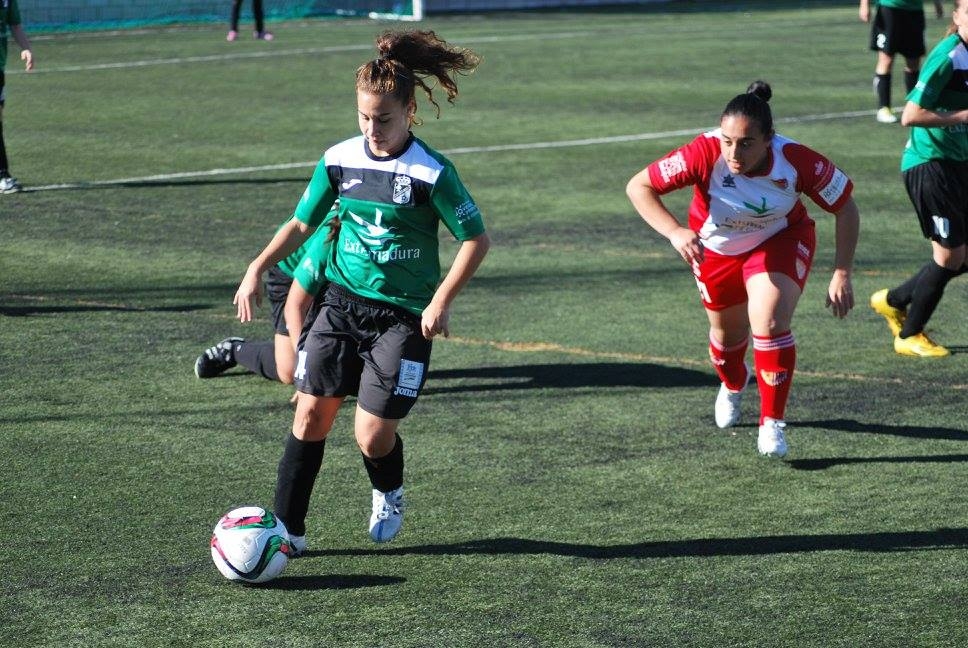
top-left (292, 403), bottom-right (332, 441)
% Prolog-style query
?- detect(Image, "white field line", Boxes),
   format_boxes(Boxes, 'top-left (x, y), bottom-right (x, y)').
top-left (25, 109), bottom-right (876, 193)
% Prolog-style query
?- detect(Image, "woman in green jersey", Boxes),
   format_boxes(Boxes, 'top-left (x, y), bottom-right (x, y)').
top-left (871, 0), bottom-right (968, 356)
top-left (234, 30), bottom-right (489, 550)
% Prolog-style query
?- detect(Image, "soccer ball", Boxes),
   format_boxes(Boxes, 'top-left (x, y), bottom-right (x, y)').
top-left (210, 506), bottom-right (292, 584)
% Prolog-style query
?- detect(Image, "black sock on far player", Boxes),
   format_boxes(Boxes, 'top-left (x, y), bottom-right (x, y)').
top-left (887, 263), bottom-right (931, 309)
top-left (234, 340), bottom-right (279, 382)
top-left (274, 433), bottom-right (325, 537)
top-left (874, 73), bottom-right (892, 109)
top-left (899, 262), bottom-right (959, 338)
top-left (904, 70), bottom-right (918, 94)
top-left (362, 434), bottom-right (404, 493)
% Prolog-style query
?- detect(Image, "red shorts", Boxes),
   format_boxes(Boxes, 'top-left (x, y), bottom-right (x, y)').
top-left (692, 219), bottom-right (817, 311)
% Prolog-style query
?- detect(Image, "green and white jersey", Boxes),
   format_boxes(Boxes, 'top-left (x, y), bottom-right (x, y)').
top-left (293, 134), bottom-right (485, 315)
top-left (291, 226), bottom-right (333, 296)
top-left (1, 0), bottom-right (23, 72)
top-left (902, 34), bottom-right (968, 170)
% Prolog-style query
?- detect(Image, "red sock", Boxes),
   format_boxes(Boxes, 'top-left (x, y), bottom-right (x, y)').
top-left (709, 334), bottom-right (749, 392)
top-left (753, 331), bottom-right (796, 424)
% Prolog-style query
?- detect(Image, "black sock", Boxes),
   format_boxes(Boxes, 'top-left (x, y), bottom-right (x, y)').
top-left (887, 263), bottom-right (932, 309)
top-left (234, 340), bottom-right (279, 382)
top-left (900, 262), bottom-right (958, 338)
top-left (904, 70), bottom-right (918, 94)
top-left (0, 122), bottom-right (9, 177)
top-left (875, 73), bottom-right (892, 108)
top-left (362, 434), bottom-right (404, 493)
top-left (273, 433), bottom-right (325, 537)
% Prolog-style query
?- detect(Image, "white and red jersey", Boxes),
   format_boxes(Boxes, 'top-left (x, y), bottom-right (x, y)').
top-left (647, 130), bottom-right (853, 255)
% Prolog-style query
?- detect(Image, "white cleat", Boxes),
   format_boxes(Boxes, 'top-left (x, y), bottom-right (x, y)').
top-left (369, 486), bottom-right (405, 543)
top-left (757, 418), bottom-right (788, 458)
top-left (714, 365), bottom-right (750, 429)
top-left (288, 534), bottom-right (306, 558)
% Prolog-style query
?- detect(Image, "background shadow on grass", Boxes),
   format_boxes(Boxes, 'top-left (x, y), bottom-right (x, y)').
top-left (263, 574), bottom-right (405, 591)
top-left (425, 362), bottom-right (713, 394)
top-left (312, 528), bottom-right (968, 560)
top-left (0, 303), bottom-right (212, 316)
top-left (800, 418), bottom-right (967, 441)
top-left (787, 454), bottom-right (968, 471)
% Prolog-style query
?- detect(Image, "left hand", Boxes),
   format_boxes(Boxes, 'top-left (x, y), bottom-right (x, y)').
top-left (420, 300), bottom-right (450, 340)
top-left (825, 269), bottom-right (854, 318)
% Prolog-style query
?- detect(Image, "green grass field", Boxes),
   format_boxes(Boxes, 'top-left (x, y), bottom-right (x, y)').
top-left (1, 2), bottom-right (966, 646)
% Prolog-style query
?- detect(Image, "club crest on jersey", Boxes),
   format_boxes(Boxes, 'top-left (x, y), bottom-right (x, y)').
top-left (392, 175), bottom-right (412, 205)
top-left (759, 369), bottom-right (789, 387)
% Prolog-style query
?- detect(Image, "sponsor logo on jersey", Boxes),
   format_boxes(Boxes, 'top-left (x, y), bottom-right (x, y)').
top-left (341, 179), bottom-right (363, 191)
top-left (454, 199), bottom-right (480, 224)
top-left (771, 178), bottom-right (788, 189)
top-left (348, 208), bottom-right (392, 246)
top-left (658, 152), bottom-right (687, 183)
top-left (392, 175), bottom-right (412, 204)
top-left (817, 168), bottom-right (848, 207)
top-left (742, 196), bottom-right (775, 216)
top-left (759, 369), bottom-right (789, 387)
top-left (722, 174), bottom-right (736, 188)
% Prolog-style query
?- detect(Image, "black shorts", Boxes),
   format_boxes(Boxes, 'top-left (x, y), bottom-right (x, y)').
top-left (903, 160), bottom-right (968, 248)
top-left (295, 283), bottom-right (432, 420)
top-left (870, 7), bottom-right (926, 58)
top-left (265, 265), bottom-right (294, 335)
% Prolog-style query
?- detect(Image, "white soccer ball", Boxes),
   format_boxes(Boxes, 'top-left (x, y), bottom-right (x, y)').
top-left (210, 506), bottom-right (292, 584)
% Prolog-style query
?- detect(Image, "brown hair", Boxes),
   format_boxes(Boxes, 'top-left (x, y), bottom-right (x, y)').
top-left (355, 30), bottom-right (480, 119)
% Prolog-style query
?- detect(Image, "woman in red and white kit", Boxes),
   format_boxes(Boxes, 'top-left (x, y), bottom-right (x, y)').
top-left (626, 81), bottom-right (860, 458)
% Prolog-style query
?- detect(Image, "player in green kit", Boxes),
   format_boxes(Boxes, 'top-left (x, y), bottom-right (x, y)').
top-left (195, 211), bottom-right (337, 384)
top-left (871, 0), bottom-right (968, 355)
top-left (234, 30), bottom-right (489, 549)
top-left (1, 0), bottom-right (34, 194)
top-left (860, 0), bottom-right (943, 123)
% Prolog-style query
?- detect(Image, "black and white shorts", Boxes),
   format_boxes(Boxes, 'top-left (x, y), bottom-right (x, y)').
top-left (295, 283), bottom-right (432, 420)
top-left (903, 159), bottom-right (968, 248)
top-left (870, 6), bottom-right (927, 58)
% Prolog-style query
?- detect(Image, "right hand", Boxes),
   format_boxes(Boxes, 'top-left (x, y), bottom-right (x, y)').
top-left (233, 267), bottom-right (262, 323)
top-left (669, 227), bottom-right (705, 266)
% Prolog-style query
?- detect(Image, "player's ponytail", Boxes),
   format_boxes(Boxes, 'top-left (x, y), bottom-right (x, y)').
top-left (356, 30), bottom-right (480, 119)
top-left (721, 80), bottom-right (774, 136)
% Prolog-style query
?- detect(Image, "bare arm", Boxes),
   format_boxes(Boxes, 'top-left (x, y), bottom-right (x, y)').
top-left (234, 219), bottom-right (314, 322)
top-left (625, 167), bottom-right (704, 266)
top-left (825, 196), bottom-right (860, 319)
top-left (10, 24), bottom-right (33, 71)
top-left (283, 281), bottom-right (316, 355)
top-left (901, 101), bottom-right (968, 127)
top-left (858, 0), bottom-right (871, 22)
top-left (421, 232), bottom-right (490, 340)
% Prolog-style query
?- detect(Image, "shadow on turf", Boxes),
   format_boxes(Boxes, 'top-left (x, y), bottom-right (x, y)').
top-left (306, 527), bottom-right (967, 560)
top-left (0, 303), bottom-right (212, 316)
top-left (787, 454), bottom-right (968, 471)
top-left (425, 362), bottom-right (713, 394)
top-left (262, 574), bottom-right (405, 591)
top-left (799, 418), bottom-right (967, 441)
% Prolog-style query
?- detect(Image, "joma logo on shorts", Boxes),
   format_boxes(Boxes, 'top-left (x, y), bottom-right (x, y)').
top-left (393, 386), bottom-right (418, 398)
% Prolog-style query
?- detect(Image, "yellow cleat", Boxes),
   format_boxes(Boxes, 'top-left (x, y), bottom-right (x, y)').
top-left (870, 289), bottom-right (906, 337)
top-left (894, 332), bottom-right (950, 357)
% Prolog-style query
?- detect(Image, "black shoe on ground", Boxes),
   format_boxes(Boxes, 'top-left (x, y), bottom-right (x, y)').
top-left (194, 337), bottom-right (243, 378)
